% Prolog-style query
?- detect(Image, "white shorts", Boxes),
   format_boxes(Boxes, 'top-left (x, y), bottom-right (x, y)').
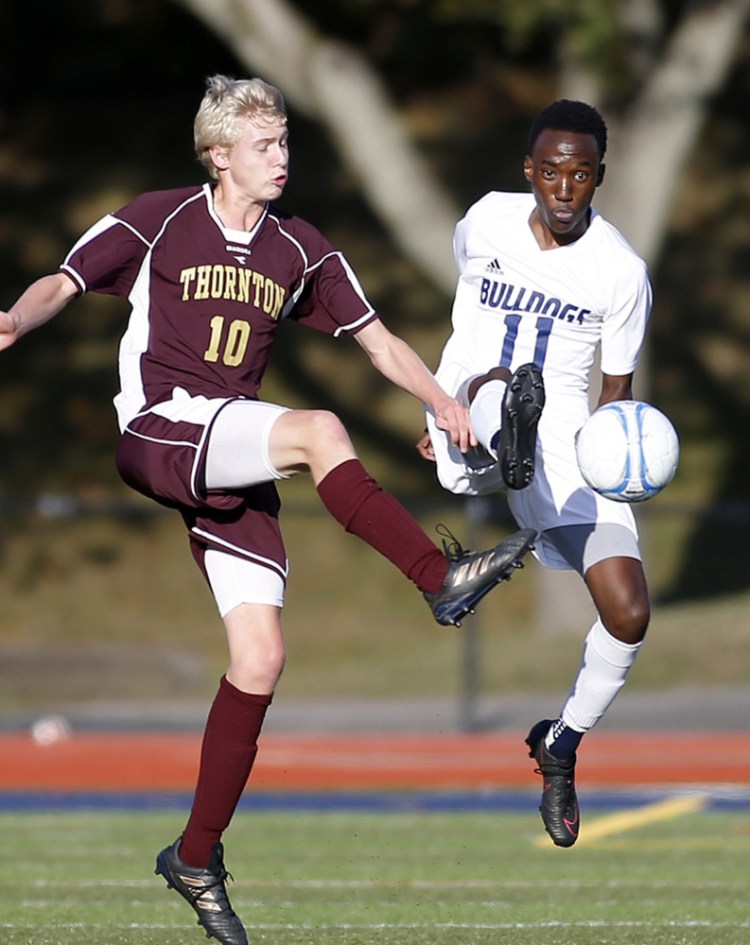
top-left (204, 548), bottom-right (286, 617)
top-left (203, 398), bottom-right (292, 614)
top-left (201, 397), bottom-right (290, 489)
top-left (425, 377), bottom-right (640, 572)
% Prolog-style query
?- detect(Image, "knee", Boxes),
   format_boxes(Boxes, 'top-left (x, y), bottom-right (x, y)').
top-left (225, 607), bottom-right (287, 693)
top-left (587, 559), bottom-right (650, 646)
top-left (468, 366), bottom-right (511, 402)
top-left (229, 643), bottom-right (286, 693)
top-left (306, 409), bottom-right (347, 440)
top-left (295, 410), bottom-right (357, 481)
top-left (260, 644), bottom-right (287, 685)
top-left (298, 410), bottom-right (352, 456)
top-left (604, 596), bottom-right (650, 645)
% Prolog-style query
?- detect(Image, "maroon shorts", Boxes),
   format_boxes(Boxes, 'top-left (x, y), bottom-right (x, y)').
top-left (116, 409), bottom-right (287, 585)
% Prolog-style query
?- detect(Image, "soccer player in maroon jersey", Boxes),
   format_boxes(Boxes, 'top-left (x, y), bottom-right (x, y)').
top-left (0, 75), bottom-right (536, 945)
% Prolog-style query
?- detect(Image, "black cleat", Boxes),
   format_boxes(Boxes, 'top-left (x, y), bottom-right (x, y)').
top-left (155, 838), bottom-right (248, 945)
top-left (499, 363), bottom-right (545, 490)
top-left (526, 720), bottom-right (580, 848)
top-left (425, 526), bottom-right (537, 627)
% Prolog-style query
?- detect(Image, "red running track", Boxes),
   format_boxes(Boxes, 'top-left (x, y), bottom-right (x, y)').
top-left (2, 732), bottom-right (749, 791)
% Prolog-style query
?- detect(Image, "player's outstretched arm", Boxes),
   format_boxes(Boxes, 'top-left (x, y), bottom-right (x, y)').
top-left (0, 273), bottom-right (78, 352)
top-left (354, 317), bottom-right (476, 453)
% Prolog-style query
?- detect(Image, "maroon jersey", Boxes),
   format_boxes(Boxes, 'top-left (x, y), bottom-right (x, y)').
top-left (61, 184), bottom-right (377, 430)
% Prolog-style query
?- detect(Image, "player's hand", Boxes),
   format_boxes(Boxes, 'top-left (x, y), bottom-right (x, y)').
top-left (0, 310), bottom-right (20, 352)
top-left (432, 397), bottom-right (476, 453)
top-left (416, 431), bottom-right (436, 462)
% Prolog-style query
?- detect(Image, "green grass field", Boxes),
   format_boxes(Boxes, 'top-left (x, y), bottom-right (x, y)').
top-left (2, 806), bottom-right (748, 944)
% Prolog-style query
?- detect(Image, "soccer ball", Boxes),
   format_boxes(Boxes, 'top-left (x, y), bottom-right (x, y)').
top-left (576, 400), bottom-right (679, 503)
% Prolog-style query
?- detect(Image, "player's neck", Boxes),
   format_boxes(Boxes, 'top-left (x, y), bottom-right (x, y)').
top-left (212, 186), bottom-right (266, 232)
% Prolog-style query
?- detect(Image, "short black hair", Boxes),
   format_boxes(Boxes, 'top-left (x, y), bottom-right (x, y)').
top-left (528, 100), bottom-right (607, 160)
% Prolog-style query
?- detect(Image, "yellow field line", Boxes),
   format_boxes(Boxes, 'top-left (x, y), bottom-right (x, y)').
top-left (534, 793), bottom-right (709, 848)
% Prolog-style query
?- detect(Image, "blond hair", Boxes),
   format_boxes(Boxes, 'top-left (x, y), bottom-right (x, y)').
top-left (194, 74), bottom-right (287, 180)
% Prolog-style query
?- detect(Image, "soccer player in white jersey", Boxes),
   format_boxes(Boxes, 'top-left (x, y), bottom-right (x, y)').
top-left (418, 100), bottom-right (653, 848)
top-left (0, 75), bottom-right (538, 945)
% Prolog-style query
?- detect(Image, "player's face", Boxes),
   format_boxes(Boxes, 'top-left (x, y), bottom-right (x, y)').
top-left (523, 129), bottom-right (604, 248)
top-left (218, 118), bottom-right (289, 204)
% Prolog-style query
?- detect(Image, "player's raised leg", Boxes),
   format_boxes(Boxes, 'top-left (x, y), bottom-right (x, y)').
top-left (467, 364), bottom-right (545, 491)
top-left (497, 364), bottom-right (545, 489)
top-left (219, 403), bottom-right (538, 627)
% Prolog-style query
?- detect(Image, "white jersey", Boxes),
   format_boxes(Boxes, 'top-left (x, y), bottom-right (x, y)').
top-left (438, 191), bottom-right (651, 410)
top-left (427, 191), bottom-right (653, 569)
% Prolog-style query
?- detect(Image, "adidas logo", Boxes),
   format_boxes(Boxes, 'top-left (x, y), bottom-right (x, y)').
top-left (450, 552), bottom-right (493, 586)
top-left (484, 258), bottom-right (503, 273)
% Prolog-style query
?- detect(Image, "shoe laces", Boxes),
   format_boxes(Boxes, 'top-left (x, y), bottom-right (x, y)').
top-left (435, 524), bottom-right (468, 561)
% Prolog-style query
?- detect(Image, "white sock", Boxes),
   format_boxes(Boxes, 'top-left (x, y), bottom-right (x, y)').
top-left (469, 379), bottom-right (507, 458)
top-left (558, 618), bottom-right (642, 733)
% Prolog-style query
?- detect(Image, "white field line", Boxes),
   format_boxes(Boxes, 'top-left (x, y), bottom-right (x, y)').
top-left (25, 875), bottom-right (746, 890)
top-left (2, 920), bottom-right (750, 931)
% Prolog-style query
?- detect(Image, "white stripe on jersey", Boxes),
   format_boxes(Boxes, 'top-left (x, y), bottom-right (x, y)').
top-left (270, 213), bottom-right (376, 335)
top-left (113, 191), bottom-right (207, 430)
top-left (191, 526), bottom-right (289, 580)
top-left (61, 214), bottom-right (123, 292)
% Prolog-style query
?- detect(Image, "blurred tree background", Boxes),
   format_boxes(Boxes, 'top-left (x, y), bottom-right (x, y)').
top-left (0, 0), bottom-right (748, 714)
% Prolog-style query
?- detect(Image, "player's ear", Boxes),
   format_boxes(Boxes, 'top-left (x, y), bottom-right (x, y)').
top-left (523, 155), bottom-right (533, 183)
top-left (596, 162), bottom-right (606, 187)
top-left (209, 145), bottom-right (230, 173)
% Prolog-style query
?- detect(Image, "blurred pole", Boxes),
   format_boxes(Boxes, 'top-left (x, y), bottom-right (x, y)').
top-left (458, 495), bottom-right (489, 732)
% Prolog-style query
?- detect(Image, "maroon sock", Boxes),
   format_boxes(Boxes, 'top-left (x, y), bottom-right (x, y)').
top-left (316, 458), bottom-right (448, 594)
top-left (179, 676), bottom-right (272, 868)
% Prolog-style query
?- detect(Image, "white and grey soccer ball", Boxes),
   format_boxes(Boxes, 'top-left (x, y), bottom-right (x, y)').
top-left (576, 400), bottom-right (680, 503)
